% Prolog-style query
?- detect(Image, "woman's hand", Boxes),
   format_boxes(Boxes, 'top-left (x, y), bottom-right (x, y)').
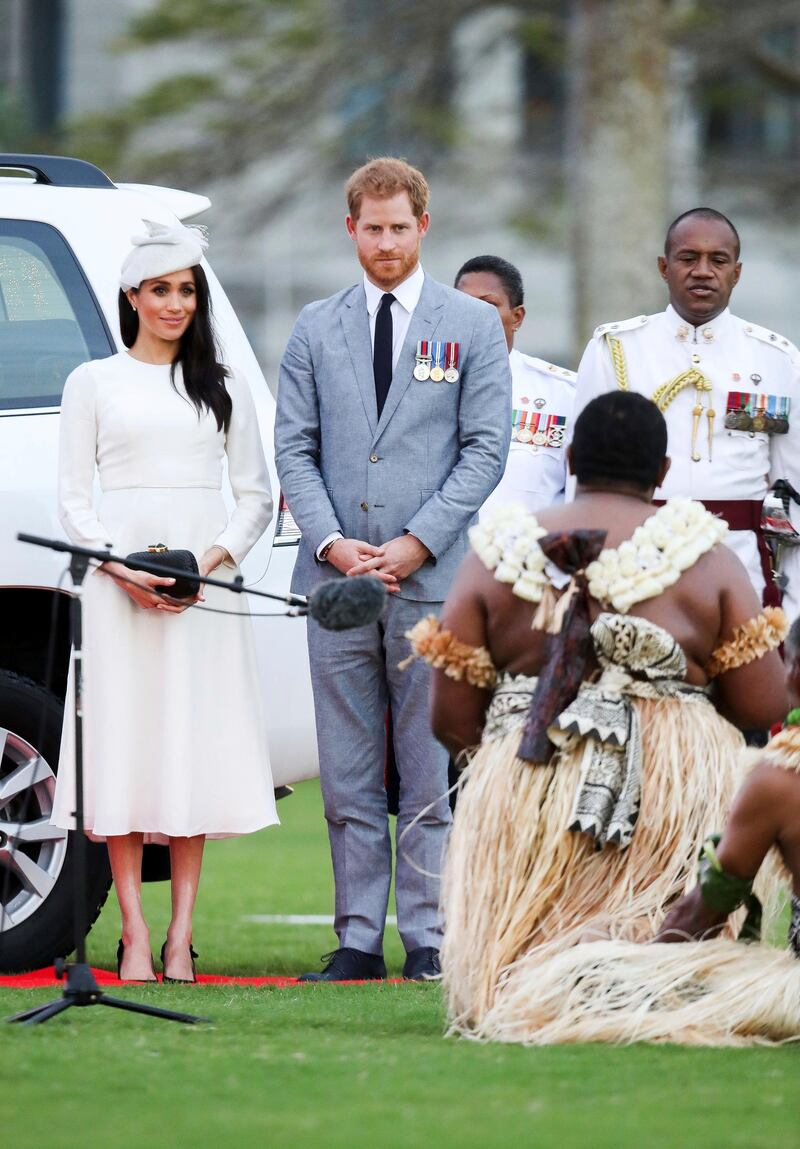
top-left (102, 546), bottom-right (233, 614)
top-left (198, 544), bottom-right (231, 581)
top-left (101, 561), bottom-right (180, 611)
top-left (156, 545), bottom-right (232, 613)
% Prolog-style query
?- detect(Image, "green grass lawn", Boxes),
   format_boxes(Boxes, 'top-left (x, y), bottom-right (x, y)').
top-left (4, 781), bottom-right (799, 1149)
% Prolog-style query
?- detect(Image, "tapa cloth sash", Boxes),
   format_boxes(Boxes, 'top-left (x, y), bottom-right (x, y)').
top-left (551, 614), bottom-right (710, 849)
top-left (483, 614), bottom-right (710, 850)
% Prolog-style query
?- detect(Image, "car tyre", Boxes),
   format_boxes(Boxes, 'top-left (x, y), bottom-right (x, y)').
top-left (0, 670), bottom-right (112, 973)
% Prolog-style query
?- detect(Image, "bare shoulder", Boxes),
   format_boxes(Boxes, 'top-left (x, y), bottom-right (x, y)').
top-left (534, 505), bottom-right (573, 532)
top-left (746, 761), bottom-right (800, 804)
top-left (693, 538), bottom-right (752, 590)
top-left (440, 550), bottom-right (498, 644)
top-left (443, 550), bottom-right (495, 607)
top-left (700, 538), bottom-right (745, 577)
top-left (709, 541), bottom-right (765, 615)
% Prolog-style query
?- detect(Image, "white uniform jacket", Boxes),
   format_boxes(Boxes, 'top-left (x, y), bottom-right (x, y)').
top-left (573, 304), bottom-right (800, 614)
top-left (481, 348), bottom-right (576, 519)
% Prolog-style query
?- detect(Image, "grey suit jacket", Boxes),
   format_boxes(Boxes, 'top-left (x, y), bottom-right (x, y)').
top-left (275, 273), bottom-right (511, 601)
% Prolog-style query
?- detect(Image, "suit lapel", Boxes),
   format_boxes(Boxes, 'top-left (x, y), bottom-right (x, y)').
top-left (341, 285), bottom-right (378, 436)
top-left (374, 276), bottom-right (446, 441)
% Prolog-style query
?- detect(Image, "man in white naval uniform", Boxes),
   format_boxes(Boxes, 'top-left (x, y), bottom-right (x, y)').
top-left (573, 207), bottom-right (800, 618)
top-left (455, 255), bottom-right (575, 517)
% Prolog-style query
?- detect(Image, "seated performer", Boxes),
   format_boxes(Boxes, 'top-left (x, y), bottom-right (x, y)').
top-left (406, 391), bottom-right (789, 1043)
top-left (656, 615), bottom-right (800, 954)
top-left (502, 704), bottom-right (800, 1046)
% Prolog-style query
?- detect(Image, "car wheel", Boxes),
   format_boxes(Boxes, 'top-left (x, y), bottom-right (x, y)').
top-left (0, 671), bottom-right (112, 973)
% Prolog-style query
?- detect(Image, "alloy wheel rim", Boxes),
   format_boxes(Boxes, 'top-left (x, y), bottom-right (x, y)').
top-left (0, 727), bottom-right (68, 931)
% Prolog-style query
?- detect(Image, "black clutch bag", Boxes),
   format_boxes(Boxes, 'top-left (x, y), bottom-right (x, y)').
top-left (124, 544), bottom-right (200, 599)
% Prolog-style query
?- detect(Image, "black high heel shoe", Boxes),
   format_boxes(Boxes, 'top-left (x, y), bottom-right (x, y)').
top-left (160, 941), bottom-right (198, 984)
top-left (116, 939), bottom-right (158, 983)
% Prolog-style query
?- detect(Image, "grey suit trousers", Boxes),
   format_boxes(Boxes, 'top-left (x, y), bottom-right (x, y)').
top-left (307, 594), bottom-right (451, 955)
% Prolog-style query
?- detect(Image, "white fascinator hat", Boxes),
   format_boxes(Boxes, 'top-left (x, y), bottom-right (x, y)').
top-left (120, 219), bottom-right (209, 291)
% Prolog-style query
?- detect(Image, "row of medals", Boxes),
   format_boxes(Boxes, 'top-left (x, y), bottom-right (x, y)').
top-left (724, 409), bottom-right (789, 434)
top-left (724, 372), bottom-right (790, 435)
top-left (414, 352), bottom-right (459, 383)
top-left (515, 423), bottom-right (564, 447)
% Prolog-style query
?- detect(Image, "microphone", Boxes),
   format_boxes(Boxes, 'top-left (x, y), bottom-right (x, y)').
top-left (305, 576), bottom-right (387, 631)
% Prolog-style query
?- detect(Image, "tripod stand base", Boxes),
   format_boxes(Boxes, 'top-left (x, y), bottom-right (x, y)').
top-left (6, 962), bottom-right (209, 1026)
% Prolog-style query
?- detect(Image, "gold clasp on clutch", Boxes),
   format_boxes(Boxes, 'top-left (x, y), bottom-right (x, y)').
top-left (147, 543), bottom-right (168, 553)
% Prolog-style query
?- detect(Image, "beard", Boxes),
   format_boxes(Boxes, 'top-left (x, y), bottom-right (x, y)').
top-left (359, 244), bottom-right (420, 290)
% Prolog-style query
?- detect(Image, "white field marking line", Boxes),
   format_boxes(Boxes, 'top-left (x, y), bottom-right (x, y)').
top-left (241, 914), bottom-right (398, 926)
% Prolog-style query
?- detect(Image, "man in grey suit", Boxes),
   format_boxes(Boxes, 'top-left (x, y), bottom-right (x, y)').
top-left (275, 157), bottom-right (511, 981)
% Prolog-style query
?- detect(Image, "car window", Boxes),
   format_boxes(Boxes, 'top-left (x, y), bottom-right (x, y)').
top-left (0, 220), bottom-right (114, 410)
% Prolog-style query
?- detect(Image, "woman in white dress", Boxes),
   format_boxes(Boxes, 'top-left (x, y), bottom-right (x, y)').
top-left (52, 221), bottom-right (278, 982)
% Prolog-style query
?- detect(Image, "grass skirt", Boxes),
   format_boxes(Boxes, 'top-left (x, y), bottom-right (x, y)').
top-left (480, 938), bottom-right (800, 1047)
top-left (441, 696), bottom-right (788, 1045)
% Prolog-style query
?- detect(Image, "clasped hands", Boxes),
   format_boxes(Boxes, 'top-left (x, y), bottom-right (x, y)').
top-left (101, 545), bottom-right (232, 612)
top-left (326, 534), bottom-right (430, 592)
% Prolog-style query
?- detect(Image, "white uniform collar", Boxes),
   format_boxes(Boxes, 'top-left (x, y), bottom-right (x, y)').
top-left (665, 302), bottom-right (731, 345)
top-left (364, 263), bottom-right (424, 317)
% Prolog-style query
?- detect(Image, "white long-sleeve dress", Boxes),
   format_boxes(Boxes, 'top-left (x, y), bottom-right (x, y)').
top-left (52, 351), bottom-right (279, 841)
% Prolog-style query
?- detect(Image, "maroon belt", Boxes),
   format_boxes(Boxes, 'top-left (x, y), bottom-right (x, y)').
top-left (653, 498), bottom-right (779, 608)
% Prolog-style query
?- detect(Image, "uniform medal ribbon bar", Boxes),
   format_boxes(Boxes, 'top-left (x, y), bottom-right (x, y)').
top-left (430, 341), bottom-right (445, 382)
top-left (444, 342), bottom-right (460, 383)
top-left (725, 390), bottom-right (754, 431)
top-left (532, 413), bottom-right (549, 446)
top-left (725, 390), bottom-right (790, 434)
top-left (515, 409), bottom-right (534, 444)
top-left (413, 340), bottom-right (431, 381)
top-left (752, 392), bottom-right (767, 432)
top-left (775, 394), bottom-right (791, 434)
top-left (547, 414), bottom-right (567, 448)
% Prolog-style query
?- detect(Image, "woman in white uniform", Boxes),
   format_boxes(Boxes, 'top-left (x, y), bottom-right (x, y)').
top-left (53, 221), bottom-right (278, 982)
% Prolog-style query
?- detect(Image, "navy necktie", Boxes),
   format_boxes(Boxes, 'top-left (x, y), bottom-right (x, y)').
top-left (373, 292), bottom-right (395, 418)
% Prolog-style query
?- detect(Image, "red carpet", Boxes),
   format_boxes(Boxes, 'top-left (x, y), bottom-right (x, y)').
top-left (0, 968), bottom-right (403, 988)
top-left (0, 968), bottom-right (298, 988)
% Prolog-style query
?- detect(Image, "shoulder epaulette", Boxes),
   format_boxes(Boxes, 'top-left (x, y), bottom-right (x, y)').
top-left (522, 355), bottom-right (577, 386)
top-left (742, 321), bottom-right (799, 360)
top-left (592, 314), bottom-right (651, 341)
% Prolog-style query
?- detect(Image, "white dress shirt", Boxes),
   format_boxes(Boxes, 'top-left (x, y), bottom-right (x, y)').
top-left (363, 263), bottom-right (425, 367)
top-left (317, 264), bottom-right (426, 559)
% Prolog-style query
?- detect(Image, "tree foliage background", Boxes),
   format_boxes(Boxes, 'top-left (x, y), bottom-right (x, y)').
top-left (62, 0), bottom-right (800, 196)
top-left (2, 0), bottom-right (799, 349)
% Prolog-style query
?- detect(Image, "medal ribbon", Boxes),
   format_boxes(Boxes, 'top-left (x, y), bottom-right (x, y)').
top-left (547, 414), bottom-right (567, 446)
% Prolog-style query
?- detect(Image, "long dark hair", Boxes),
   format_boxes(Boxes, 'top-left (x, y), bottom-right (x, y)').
top-left (118, 264), bottom-right (232, 432)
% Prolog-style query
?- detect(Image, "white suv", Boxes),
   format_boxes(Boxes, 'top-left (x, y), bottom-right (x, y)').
top-left (0, 154), bottom-right (317, 972)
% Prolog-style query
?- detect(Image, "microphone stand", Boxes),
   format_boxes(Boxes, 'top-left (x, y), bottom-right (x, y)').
top-left (16, 534), bottom-right (310, 610)
top-left (7, 533), bottom-right (306, 1027)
